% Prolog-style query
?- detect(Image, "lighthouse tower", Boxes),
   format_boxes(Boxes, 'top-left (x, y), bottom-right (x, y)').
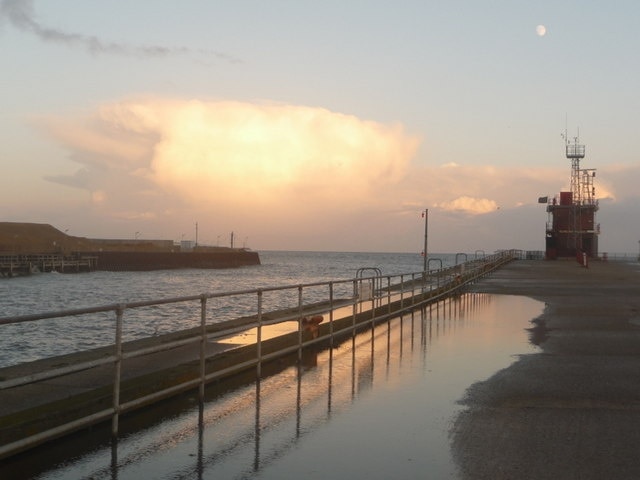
top-left (544, 135), bottom-right (599, 259)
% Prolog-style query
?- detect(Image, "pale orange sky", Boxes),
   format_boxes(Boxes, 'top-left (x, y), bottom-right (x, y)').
top-left (2, 1), bottom-right (639, 253)
top-left (14, 97), bottom-right (625, 253)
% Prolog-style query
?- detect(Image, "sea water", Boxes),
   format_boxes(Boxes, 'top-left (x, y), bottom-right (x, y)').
top-left (0, 251), bottom-right (459, 367)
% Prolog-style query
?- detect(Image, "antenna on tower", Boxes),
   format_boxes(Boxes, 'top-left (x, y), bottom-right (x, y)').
top-left (545, 127), bottom-right (599, 259)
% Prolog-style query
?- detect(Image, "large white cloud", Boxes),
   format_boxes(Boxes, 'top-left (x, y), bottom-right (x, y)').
top-left (147, 100), bottom-right (418, 213)
top-left (39, 98), bottom-right (420, 240)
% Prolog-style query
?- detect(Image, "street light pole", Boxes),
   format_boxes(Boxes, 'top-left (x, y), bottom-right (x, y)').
top-left (423, 209), bottom-right (428, 272)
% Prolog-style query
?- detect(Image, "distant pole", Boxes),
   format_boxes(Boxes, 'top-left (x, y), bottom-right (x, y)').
top-left (230, 231), bottom-right (234, 249)
top-left (195, 222), bottom-right (198, 247)
top-left (423, 209), bottom-right (428, 272)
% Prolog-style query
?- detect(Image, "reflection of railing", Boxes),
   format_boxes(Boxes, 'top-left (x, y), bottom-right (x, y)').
top-left (0, 250), bottom-right (517, 459)
top-left (31, 293), bottom-right (493, 478)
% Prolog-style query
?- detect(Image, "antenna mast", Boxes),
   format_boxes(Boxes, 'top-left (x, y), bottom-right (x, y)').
top-left (565, 133), bottom-right (585, 204)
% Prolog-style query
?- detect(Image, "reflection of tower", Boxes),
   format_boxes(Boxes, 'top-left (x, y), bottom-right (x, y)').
top-left (544, 133), bottom-right (599, 259)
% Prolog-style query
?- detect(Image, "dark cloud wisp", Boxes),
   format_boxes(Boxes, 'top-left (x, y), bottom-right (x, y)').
top-left (0, 0), bottom-right (239, 62)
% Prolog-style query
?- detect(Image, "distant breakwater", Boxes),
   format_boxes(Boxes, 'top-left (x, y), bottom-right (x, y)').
top-left (0, 250), bottom-right (260, 276)
top-left (89, 250), bottom-right (260, 271)
top-left (0, 223), bottom-right (261, 273)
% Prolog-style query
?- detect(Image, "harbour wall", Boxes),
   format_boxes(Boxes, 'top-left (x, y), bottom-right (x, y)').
top-left (0, 222), bottom-right (261, 273)
top-left (0, 250), bottom-right (260, 276)
top-left (88, 250), bottom-right (260, 271)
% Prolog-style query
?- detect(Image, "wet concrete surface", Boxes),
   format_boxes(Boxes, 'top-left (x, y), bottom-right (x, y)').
top-left (4, 258), bottom-right (640, 478)
top-left (456, 259), bottom-right (640, 479)
top-left (1, 292), bottom-right (544, 479)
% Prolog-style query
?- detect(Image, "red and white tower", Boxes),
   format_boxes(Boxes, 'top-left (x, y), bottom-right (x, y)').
top-left (544, 134), bottom-right (599, 259)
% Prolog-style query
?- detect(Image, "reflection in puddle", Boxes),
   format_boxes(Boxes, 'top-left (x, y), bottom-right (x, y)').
top-left (4, 294), bottom-right (543, 479)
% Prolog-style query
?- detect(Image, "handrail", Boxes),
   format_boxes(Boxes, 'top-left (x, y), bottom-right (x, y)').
top-left (0, 277), bottom-right (358, 325)
top-left (455, 252), bottom-right (468, 264)
top-left (0, 250), bottom-right (518, 459)
top-left (427, 258), bottom-right (443, 270)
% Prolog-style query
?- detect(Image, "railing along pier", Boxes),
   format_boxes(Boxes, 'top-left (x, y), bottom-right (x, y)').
top-left (0, 250), bottom-right (517, 459)
top-left (0, 253), bottom-right (97, 277)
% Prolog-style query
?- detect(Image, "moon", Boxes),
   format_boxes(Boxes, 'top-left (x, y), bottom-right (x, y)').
top-left (536, 24), bottom-right (547, 36)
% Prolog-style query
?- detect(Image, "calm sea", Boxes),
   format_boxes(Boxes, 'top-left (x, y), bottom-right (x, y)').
top-left (0, 251), bottom-right (458, 367)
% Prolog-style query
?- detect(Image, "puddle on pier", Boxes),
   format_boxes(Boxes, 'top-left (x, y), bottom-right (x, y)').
top-left (1, 293), bottom-right (543, 480)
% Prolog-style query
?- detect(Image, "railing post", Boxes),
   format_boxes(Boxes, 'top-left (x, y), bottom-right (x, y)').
top-left (400, 275), bottom-right (404, 309)
top-left (112, 305), bottom-right (124, 438)
top-left (328, 282), bottom-right (334, 346)
top-left (352, 279), bottom-right (358, 333)
top-left (256, 290), bottom-right (263, 376)
top-left (297, 285), bottom-right (303, 360)
top-left (199, 295), bottom-right (207, 401)
top-left (370, 279), bottom-right (376, 324)
top-left (387, 276), bottom-right (392, 315)
top-left (411, 273), bottom-right (416, 307)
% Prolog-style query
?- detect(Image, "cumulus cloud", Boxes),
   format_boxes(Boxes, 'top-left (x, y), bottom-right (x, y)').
top-left (394, 162), bottom-right (563, 218)
top-left (435, 196), bottom-right (499, 214)
top-left (38, 98), bottom-right (420, 237)
top-left (0, 0), bottom-right (239, 62)
top-left (155, 102), bottom-right (417, 209)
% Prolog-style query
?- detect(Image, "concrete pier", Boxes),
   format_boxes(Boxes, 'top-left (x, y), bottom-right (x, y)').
top-left (4, 254), bottom-right (639, 478)
top-left (0, 254), bottom-right (508, 461)
top-left (455, 259), bottom-right (640, 479)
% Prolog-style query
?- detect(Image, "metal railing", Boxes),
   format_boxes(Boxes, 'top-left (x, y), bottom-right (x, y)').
top-left (0, 253), bottom-right (97, 276)
top-left (0, 250), bottom-right (517, 459)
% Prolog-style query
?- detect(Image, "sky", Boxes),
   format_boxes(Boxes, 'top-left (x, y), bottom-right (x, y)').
top-left (1, 0), bottom-right (639, 254)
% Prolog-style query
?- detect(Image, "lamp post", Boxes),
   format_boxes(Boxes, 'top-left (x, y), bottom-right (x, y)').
top-left (422, 209), bottom-right (428, 273)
